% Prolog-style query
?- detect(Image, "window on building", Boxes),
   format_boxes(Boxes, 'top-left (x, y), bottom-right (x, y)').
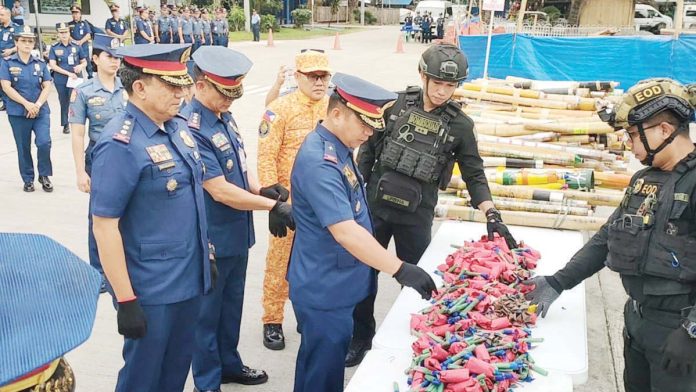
top-left (29, 0), bottom-right (90, 15)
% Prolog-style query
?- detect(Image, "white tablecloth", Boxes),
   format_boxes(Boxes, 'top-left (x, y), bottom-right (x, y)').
top-left (347, 220), bottom-right (589, 391)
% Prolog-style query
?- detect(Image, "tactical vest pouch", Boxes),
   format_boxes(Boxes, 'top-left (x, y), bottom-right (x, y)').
top-left (606, 216), bottom-right (648, 275)
top-left (376, 171), bottom-right (422, 213)
top-left (643, 233), bottom-right (696, 283)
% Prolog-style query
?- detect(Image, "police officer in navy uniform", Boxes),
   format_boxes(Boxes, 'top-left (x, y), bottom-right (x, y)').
top-left (183, 46), bottom-right (294, 392)
top-left (348, 43), bottom-right (517, 366)
top-left (90, 43), bottom-right (213, 392)
top-left (170, 7), bottom-right (181, 44)
top-left (289, 72), bottom-right (437, 392)
top-left (0, 25), bottom-right (54, 193)
top-left (49, 22), bottom-right (87, 134)
top-left (526, 79), bottom-right (696, 392)
top-left (191, 8), bottom-right (204, 53)
top-left (156, 6), bottom-right (173, 44)
top-left (179, 7), bottom-right (194, 45)
top-left (0, 7), bottom-right (18, 110)
top-left (201, 9), bottom-right (212, 47)
top-left (67, 5), bottom-right (92, 78)
top-left (69, 33), bottom-right (126, 293)
top-left (134, 7), bottom-right (155, 44)
top-left (105, 4), bottom-right (128, 42)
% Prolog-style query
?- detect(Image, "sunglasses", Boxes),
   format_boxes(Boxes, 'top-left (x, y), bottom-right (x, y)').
top-left (299, 71), bottom-right (331, 83)
top-left (301, 48), bottom-right (325, 53)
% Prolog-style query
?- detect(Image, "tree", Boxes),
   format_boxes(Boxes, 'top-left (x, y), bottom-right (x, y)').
top-left (326, 0), bottom-right (340, 25)
top-left (347, 0), bottom-right (358, 23)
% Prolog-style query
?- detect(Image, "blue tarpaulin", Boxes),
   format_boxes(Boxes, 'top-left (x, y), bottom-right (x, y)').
top-left (458, 34), bottom-right (696, 89)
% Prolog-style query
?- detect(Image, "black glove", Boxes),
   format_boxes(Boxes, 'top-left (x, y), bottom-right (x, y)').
top-left (117, 298), bottom-right (147, 339)
top-left (269, 201), bottom-right (295, 238)
top-left (393, 263), bottom-right (437, 300)
top-left (260, 183), bottom-right (289, 202)
top-left (661, 326), bottom-right (696, 376)
top-left (522, 275), bottom-right (562, 318)
top-left (485, 208), bottom-right (518, 249)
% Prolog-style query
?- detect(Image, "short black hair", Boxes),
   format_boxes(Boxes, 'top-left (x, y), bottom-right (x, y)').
top-left (652, 110), bottom-right (690, 137)
top-left (327, 91), bottom-right (345, 112)
top-left (118, 63), bottom-right (154, 94)
top-left (191, 64), bottom-right (205, 82)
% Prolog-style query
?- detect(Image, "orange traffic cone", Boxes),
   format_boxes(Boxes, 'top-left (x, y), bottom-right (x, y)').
top-left (267, 28), bottom-right (274, 47)
top-left (332, 32), bottom-right (341, 50)
top-left (395, 33), bottom-right (405, 53)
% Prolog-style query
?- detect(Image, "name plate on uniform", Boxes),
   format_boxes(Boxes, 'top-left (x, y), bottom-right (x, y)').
top-left (407, 112), bottom-right (440, 135)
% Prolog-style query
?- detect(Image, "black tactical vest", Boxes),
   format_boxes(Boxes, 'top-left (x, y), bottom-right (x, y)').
top-left (378, 87), bottom-right (459, 186)
top-left (606, 152), bottom-right (696, 284)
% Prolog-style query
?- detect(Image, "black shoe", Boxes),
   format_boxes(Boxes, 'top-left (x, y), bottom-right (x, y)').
top-left (193, 388), bottom-right (221, 392)
top-left (221, 366), bottom-right (268, 385)
top-left (263, 323), bottom-right (285, 350)
top-left (38, 176), bottom-right (53, 192)
top-left (23, 182), bottom-right (35, 192)
top-left (62, 125), bottom-right (70, 134)
top-left (345, 340), bottom-right (371, 367)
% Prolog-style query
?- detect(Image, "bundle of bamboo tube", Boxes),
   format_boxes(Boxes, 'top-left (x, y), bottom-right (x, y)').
top-left (437, 77), bottom-right (635, 231)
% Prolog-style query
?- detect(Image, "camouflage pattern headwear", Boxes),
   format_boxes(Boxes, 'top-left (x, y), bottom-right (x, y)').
top-left (599, 78), bottom-right (695, 130)
top-left (598, 78), bottom-right (696, 166)
top-left (295, 49), bottom-right (331, 74)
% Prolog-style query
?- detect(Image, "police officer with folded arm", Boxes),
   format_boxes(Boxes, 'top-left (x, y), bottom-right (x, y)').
top-left (182, 46), bottom-right (294, 391)
top-left (90, 44), bottom-right (213, 392)
top-left (289, 73), bottom-right (437, 392)
top-left (348, 43), bottom-right (516, 366)
top-left (525, 79), bottom-right (696, 392)
top-left (49, 22), bottom-right (86, 135)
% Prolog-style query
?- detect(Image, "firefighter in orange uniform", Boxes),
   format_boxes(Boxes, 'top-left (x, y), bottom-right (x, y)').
top-left (257, 49), bottom-right (331, 350)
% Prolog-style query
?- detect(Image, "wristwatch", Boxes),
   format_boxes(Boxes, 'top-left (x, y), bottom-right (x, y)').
top-left (683, 319), bottom-right (696, 339)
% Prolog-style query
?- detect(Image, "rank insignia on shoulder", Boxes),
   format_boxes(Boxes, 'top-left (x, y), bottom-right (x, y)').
top-left (323, 141), bottom-right (337, 164)
top-left (188, 112), bottom-right (201, 130)
top-left (112, 120), bottom-right (133, 144)
top-left (180, 130), bottom-right (195, 148)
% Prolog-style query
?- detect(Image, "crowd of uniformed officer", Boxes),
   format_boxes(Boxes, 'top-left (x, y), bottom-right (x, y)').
top-left (2, 5), bottom-right (696, 391)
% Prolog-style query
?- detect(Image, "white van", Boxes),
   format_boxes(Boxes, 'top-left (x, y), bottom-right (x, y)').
top-left (415, 0), bottom-right (454, 19)
top-left (634, 4), bottom-right (674, 34)
top-left (684, 4), bottom-right (696, 30)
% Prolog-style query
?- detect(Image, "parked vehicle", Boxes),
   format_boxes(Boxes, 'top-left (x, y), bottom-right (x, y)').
top-left (684, 4), bottom-right (696, 30)
top-left (634, 4), bottom-right (674, 34)
top-left (415, 0), bottom-right (453, 19)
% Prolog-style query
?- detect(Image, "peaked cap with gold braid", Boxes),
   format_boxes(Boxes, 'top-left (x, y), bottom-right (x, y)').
top-left (332, 72), bottom-right (397, 130)
top-left (191, 46), bottom-right (252, 99)
top-left (117, 44), bottom-right (194, 87)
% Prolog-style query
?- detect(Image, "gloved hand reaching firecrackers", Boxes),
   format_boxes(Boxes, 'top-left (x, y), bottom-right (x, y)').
top-left (393, 262), bottom-right (437, 300)
top-left (486, 208), bottom-right (518, 250)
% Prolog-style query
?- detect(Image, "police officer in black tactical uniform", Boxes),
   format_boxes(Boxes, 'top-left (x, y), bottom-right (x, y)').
top-left (346, 43), bottom-right (518, 366)
top-left (525, 79), bottom-right (696, 392)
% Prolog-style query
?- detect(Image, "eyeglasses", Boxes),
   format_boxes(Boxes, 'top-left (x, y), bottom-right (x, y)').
top-left (301, 48), bottom-right (325, 53)
top-left (299, 71), bottom-right (331, 83)
top-left (622, 123), bottom-right (662, 144)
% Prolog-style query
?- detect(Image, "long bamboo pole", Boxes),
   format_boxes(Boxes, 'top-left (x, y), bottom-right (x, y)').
top-left (434, 205), bottom-right (606, 231)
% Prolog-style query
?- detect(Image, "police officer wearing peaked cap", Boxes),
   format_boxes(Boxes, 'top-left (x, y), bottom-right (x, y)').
top-left (349, 43), bottom-right (517, 366)
top-left (67, 5), bottom-right (93, 78)
top-left (289, 72), bottom-right (437, 392)
top-left (525, 78), bottom-right (696, 392)
top-left (0, 25), bottom-right (54, 193)
top-left (49, 22), bottom-right (87, 134)
top-left (90, 43), bottom-right (214, 392)
top-left (183, 46), bottom-right (294, 391)
top-left (69, 33), bottom-right (126, 293)
top-left (105, 3), bottom-right (129, 41)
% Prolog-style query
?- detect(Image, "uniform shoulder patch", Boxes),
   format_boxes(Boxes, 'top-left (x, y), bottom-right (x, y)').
top-left (112, 116), bottom-right (134, 144)
top-left (323, 141), bottom-right (338, 164)
top-left (258, 110), bottom-right (277, 138)
top-left (188, 112), bottom-right (201, 130)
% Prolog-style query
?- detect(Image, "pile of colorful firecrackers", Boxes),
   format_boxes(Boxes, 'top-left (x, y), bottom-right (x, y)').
top-left (403, 235), bottom-right (547, 392)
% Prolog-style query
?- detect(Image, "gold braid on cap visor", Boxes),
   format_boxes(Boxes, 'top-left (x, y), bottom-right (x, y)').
top-left (205, 74), bottom-right (244, 99)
